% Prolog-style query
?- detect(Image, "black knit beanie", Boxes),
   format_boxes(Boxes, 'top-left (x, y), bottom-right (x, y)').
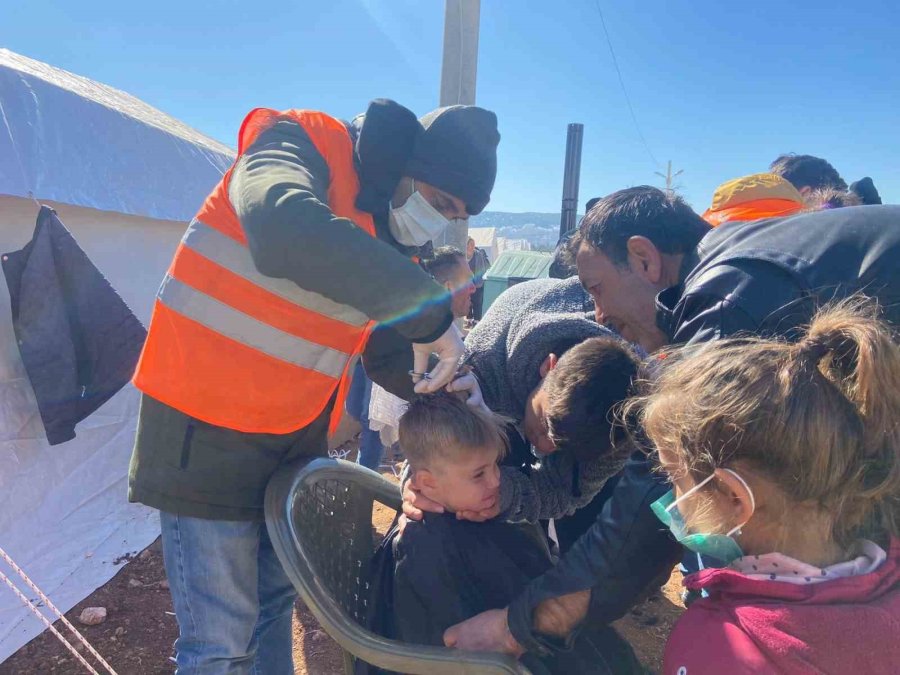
top-left (354, 99), bottom-right (421, 215)
top-left (404, 105), bottom-right (500, 216)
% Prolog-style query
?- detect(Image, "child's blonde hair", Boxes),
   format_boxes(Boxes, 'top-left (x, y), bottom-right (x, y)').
top-left (399, 393), bottom-right (509, 470)
top-left (627, 297), bottom-right (900, 546)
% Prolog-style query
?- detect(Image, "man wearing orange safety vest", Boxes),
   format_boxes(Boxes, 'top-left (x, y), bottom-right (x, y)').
top-left (127, 99), bottom-right (499, 674)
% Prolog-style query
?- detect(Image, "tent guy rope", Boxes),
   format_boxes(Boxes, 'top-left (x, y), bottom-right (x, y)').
top-left (0, 545), bottom-right (118, 675)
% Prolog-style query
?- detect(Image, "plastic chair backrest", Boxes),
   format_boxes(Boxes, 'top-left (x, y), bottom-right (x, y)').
top-left (265, 457), bottom-right (531, 675)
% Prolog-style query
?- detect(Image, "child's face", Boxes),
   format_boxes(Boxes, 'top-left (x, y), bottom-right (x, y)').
top-left (418, 446), bottom-right (502, 514)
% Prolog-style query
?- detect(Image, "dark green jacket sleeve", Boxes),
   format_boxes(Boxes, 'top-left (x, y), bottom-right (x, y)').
top-left (228, 118), bottom-right (452, 343)
top-left (362, 325), bottom-right (416, 401)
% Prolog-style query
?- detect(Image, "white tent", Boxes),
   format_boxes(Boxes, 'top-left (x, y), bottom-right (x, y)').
top-left (468, 226), bottom-right (499, 262)
top-left (0, 49), bottom-right (234, 661)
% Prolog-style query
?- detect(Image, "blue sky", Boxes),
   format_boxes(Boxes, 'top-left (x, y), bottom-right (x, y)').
top-left (3, 0), bottom-right (897, 212)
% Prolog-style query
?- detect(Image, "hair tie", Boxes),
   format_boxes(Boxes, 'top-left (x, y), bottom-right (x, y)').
top-left (799, 338), bottom-right (831, 364)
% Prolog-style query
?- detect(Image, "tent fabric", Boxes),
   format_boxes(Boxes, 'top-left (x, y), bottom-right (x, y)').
top-left (0, 48), bottom-right (231, 662)
top-left (0, 198), bottom-right (182, 662)
top-left (0, 49), bottom-right (234, 222)
top-left (3, 206), bottom-right (146, 445)
top-left (468, 226), bottom-right (499, 262)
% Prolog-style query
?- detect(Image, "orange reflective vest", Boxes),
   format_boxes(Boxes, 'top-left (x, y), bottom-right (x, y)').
top-left (134, 109), bottom-right (376, 435)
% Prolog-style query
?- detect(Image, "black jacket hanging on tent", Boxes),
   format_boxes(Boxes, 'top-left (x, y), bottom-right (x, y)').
top-left (2, 205), bottom-right (146, 445)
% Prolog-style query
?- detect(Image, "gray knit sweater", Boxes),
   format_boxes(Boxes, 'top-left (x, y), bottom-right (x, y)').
top-left (463, 277), bottom-right (630, 523)
top-left (464, 276), bottom-right (597, 420)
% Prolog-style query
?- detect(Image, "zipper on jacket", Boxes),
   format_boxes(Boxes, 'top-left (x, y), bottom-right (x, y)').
top-left (179, 423), bottom-right (195, 469)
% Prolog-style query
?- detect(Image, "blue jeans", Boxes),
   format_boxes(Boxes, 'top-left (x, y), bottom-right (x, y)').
top-left (160, 512), bottom-right (297, 674)
top-left (346, 362), bottom-right (384, 470)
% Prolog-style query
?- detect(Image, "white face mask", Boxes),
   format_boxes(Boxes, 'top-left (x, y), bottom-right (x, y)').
top-left (388, 180), bottom-right (451, 246)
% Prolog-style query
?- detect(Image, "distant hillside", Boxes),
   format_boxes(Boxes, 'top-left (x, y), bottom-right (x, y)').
top-left (470, 211), bottom-right (581, 250)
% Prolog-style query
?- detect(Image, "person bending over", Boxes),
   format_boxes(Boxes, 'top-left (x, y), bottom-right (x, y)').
top-left (427, 336), bottom-right (641, 525)
top-left (367, 276), bottom-right (639, 549)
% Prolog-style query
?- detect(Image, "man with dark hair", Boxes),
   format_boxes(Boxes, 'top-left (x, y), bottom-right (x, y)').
top-left (425, 246), bottom-right (476, 319)
top-left (444, 185), bottom-right (900, 662)
top-left (769, 153), bottom-right (847, 195)
top-left (572, 186), bottom-right (710, 351)
top-left (540, 337), bottom-right (636, 463)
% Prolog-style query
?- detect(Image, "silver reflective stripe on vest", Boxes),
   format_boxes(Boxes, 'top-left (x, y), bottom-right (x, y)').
top-left (157, 275), bottom-right (348, 379)
top-left (182, 219), bottom-right (369, 327)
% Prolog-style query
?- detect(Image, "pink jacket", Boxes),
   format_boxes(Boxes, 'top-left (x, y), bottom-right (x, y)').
top-left (664, 539), bottom-right (900, 674)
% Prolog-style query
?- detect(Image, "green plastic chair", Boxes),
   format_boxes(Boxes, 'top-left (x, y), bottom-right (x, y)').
top-left (265, 456), bottom-right (532, 675)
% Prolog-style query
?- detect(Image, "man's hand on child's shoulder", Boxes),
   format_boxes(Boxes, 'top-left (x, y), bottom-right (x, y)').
top-left (402, 477), bottom-right (443, 521)
top-left (402, 475), bottom-right (501, 523)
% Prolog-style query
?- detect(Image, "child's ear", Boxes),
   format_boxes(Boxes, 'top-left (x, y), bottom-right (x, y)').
top-left (715, 468), bottom-right (755, 526)
top-left (539, 353), bottom-right (559, 379)
top-left (416, 468), bottom-right (439, 491)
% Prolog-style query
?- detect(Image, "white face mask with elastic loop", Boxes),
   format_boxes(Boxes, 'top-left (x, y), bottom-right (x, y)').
top-left (388, 180), bottom-right (451, 246)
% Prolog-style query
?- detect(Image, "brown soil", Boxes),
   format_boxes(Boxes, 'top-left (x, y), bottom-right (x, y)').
top-left (0, 537), bottom-right (178, 675)
top-left (612, 569), bottom-right (684, 673)
top-left (2, 466), bottom-right (683, 674)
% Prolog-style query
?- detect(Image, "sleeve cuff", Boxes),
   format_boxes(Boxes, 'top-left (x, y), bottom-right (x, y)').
top-left (408, 310), bottom-right (454, 344)
top-left (507, 594), bottom-right (577, 657)
top-left (507, 595), bottom-right (550, 657)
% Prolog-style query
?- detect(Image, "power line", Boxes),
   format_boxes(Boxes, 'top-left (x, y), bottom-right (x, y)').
top-left (594, 1), bottom-right (659, 167)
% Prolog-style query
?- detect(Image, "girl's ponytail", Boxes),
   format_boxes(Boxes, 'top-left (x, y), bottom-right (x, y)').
top-left (799, 298), bottom-right (900, 540)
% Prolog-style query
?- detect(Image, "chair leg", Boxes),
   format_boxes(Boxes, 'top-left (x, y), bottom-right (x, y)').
top-left (342, 648), bottom-right (355, 675)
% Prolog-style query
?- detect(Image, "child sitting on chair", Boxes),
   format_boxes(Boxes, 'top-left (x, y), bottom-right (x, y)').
top-left (631, 300), bottom-right (900, 674)
top-left (372, 393), bottom-right (643, 675)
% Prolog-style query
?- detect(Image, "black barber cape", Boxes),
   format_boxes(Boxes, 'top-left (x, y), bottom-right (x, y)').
top-left (357, 513), bottom-right (550, 675)
top-left (393, 514), bottom-right (552, 647)
top-left (358, 513), bottom-right (645, 675)
top-left (2, 206), bottom-right (146, 445)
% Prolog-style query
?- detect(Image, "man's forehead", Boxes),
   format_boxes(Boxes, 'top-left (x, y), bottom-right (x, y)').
top-left (576, 242), bottom-right (610, 280)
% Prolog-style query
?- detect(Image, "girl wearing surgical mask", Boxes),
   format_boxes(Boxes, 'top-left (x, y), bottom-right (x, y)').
top-left (626, 299), bottom-right (900, 675)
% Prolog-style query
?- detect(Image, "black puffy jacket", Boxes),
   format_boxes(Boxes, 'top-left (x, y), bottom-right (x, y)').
top-left (658, 204), bottom-right (900, 345)
top-left (2, 206), bottom-right (146, 445)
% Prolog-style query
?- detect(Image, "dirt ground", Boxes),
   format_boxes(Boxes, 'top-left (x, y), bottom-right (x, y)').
top-left (2, 466), bottom-right (683, 674)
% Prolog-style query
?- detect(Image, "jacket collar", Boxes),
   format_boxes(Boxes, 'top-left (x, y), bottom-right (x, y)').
top-left (686, 537), bottom-right (900, 605)
top-left (654, 247), bottom-right (701, 342)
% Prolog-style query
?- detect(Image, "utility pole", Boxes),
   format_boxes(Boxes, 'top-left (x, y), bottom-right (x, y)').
top-left (654, 160), bottom-right (683, 197)
top-left (440, 0), bottom-right (480, 107)
top-left (435, 0), bottom-right (481, 251)
top-left (559, 123), bottom-right (584, 239)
